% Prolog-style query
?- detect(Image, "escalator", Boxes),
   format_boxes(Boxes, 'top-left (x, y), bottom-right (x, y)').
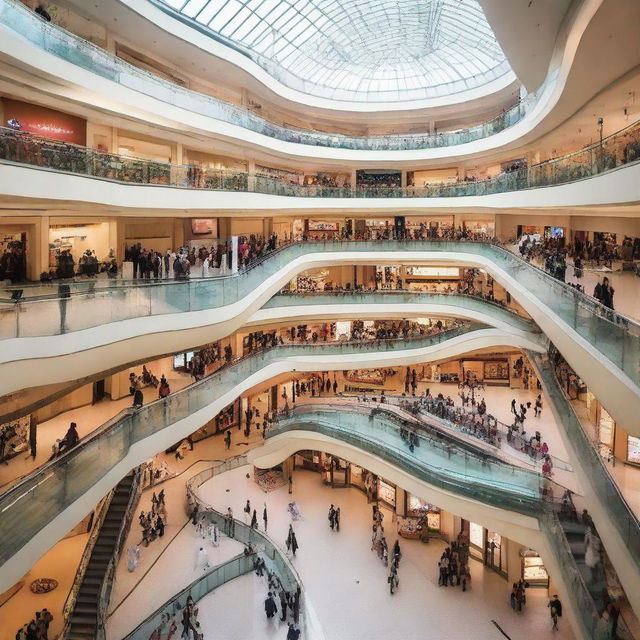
top-left (66, 471), bottom-right (138, 640)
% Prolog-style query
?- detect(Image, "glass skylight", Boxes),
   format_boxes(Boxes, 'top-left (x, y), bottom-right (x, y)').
top-left (159, 0), bottom-right (512, 102)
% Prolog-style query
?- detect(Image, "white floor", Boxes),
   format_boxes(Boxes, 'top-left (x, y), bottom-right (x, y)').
top-left (194, 466), bottom-right (575, 640)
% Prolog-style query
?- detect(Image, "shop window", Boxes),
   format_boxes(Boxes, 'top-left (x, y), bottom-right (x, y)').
top-left (627, 437), bottom-right (640, 464)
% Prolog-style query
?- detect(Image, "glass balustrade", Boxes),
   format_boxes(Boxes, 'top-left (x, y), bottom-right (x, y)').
top-left (121, 554), bottom-right (254, 640)
top-left (0, 0), bottom-right (530, 151)
top-left (0, 325), bottom-right (488, 567)
top-left (0, 240), bottom-right (637, 392)
top-left (262, 291), bottom-right (535, 333)
top-left (1, 117), bottom-right (639, 197)
top-left (272, 404), bottom-right (552, 501)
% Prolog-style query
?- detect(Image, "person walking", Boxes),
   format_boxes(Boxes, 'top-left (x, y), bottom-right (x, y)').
top-left (264, 592), bottom-right (277, 619)
top-left (287, 623), bottom-right (301, 640)
top-left (548, 594), bottom-right (562, 630)
top-left (225, 507), bottom-right (235, 538)
top-left (251, 509), bottom-right (258, 529)
top-left (287, 525), bottom-right (299, 556)
top-left (224, 429), bottom-right (232, 450)
top-left (243, 499), bottom-right (251, 524)
top-left (328, 504), bottom-right (336, 530)
top-left (263, 503), bottom-right (268, 531)
top-left (279, 589), bottom-right (288, 622)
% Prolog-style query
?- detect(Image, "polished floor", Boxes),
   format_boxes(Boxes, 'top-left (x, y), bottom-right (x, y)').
top-left (194, 466), bottom-right (575, 640)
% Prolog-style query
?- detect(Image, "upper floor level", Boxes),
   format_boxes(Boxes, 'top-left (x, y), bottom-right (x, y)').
top-left (1, 0), bottom-right (639, 166)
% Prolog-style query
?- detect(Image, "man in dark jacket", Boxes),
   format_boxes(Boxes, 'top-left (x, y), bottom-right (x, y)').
top-left (264, 592), bottom-right (277, 619)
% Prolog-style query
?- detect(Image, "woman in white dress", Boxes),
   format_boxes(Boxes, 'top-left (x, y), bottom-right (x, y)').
top-left (208, 521), bottom-right (220, 547)
top-left (127, 545), bottom-right (140, 572)
top-left (584, 527), bottom-right (601, 582)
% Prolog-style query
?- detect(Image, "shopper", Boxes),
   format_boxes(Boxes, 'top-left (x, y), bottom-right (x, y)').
top-left (264, 592), bottom-right (277, 619)
top-left (286, 525), bottom-right (299, 556)
top-left (548, 594), bottom-right (562, 630)
top-left (279, 589), bottom-right (289, 622)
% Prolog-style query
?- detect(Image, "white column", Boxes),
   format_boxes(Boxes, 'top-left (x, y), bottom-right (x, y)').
top-left (231, 236), bottom-right (239, 273)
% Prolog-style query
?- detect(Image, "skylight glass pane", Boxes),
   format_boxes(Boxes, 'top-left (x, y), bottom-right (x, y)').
top-left (158, 0), bottom-right (513, 102)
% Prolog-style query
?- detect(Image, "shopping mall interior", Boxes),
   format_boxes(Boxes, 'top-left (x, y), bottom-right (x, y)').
top-left (1, 0), bottom-right (640, 639)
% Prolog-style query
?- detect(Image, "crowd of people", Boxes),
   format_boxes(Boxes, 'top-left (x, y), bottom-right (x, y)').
top-left (14, 609), bottom-right (54, 640)
top-left (519, 234), bottom-right (626, 310)
top-left (437, 536), bottom-right (471, 591)
top-left (137, 489), bottom-right (167, 547)
top-left (370, 506), bottom-right (403, 594)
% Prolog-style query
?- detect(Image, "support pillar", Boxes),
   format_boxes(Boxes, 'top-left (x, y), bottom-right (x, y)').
top-left (263, 217), bottom-right (272, 239)
top-left (37, 215), bottom-right (49, 277)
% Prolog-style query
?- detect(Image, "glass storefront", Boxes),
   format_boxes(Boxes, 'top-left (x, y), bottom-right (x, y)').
top-left (487, 530), bottom-right (507, 575)
top-left (627, 437), bottom-right (640, 464)
top-left (377, 478), bottom-right (396, 508)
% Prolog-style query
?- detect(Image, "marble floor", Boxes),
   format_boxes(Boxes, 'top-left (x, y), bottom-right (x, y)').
top-left (192, 466), bottom-right (576, 640)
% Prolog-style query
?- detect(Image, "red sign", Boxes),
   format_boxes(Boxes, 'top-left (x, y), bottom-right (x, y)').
top-left (2, 99), bottom-right (86, 145)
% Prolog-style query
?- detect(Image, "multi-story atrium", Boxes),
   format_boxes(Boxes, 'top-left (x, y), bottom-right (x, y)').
top-left (1, 0), bottom-right (640, 638)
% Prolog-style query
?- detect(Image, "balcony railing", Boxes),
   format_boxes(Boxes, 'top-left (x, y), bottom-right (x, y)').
top-left (1, 239), bottom-right (637, 394)
top-left (0, 0), bottom-right (530, 151)
top-left (1, 115), bottom-right (639, 198)
top-left (531, 350), bottom-right (640, 584)
top-left (0, 323), bottom-right (521, 569)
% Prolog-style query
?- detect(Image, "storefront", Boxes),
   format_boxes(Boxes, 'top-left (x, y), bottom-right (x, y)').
top-left (462, 520), bottom-right (508, 576)
top-left (377, 477), bottom-right (396, 509)
top-left (306, 219), bottom-right (341, 239)
top-left (0, 226), bottom-right (28, 282)
top-left (49, 220), bottom-right (114, 277)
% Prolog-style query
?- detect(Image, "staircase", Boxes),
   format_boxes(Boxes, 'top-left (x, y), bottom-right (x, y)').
top-left (66, 472), bottom-right (137, 640)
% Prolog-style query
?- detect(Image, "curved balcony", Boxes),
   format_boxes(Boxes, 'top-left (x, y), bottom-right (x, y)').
top-left (0, 288), bottom-right (537, 424)
top-left (0, 0), bottom-right (528, 153)
top-left (1, 118), bottom-right (639, 198)
top-left (0, 239), bottom-right (637, 435)
top-left (255, 403), bottom-right (627, 640)
top-left (0, 324), bottom-right (543, 592)
top-left (122, 454), bottom-right (309, 640)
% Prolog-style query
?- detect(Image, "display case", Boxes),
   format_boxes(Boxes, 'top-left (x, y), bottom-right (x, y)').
top-left (521, 551), bottom-right (549, 586)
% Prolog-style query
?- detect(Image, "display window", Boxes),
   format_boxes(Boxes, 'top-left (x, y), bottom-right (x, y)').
top-left (598, 407), bottom-right (615, 448)
top-left (378, 479), bottom-right (396, 508)
top-left (627, 437), bottom-right (640, 464)
top-left (469, 522), bottom-right (484, 550)
top-left (487, 530), bottom-right (507, 574)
